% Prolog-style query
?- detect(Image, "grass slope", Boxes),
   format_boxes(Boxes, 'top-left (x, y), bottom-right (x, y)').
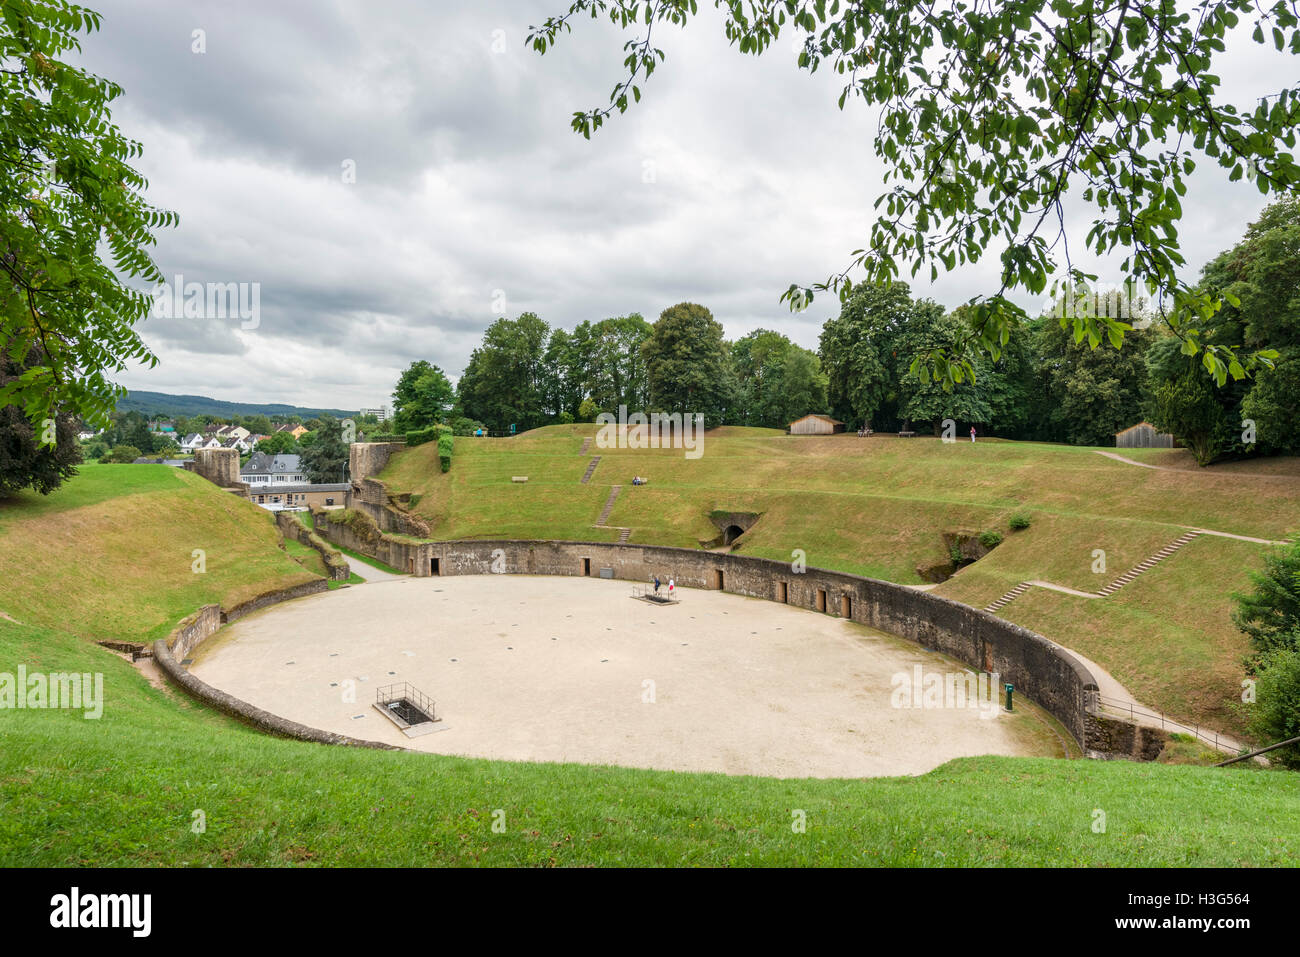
top-left (380, 427), bottom-right (1300, 736)
top-left (0, 464), bottom-right (318, 643)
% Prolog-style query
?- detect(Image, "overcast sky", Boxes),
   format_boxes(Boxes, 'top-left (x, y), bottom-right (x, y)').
top-left (77, 0), bottom-right (1284, 410)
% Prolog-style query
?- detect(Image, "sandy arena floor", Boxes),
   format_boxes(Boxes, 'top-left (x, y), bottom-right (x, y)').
top-left (191, 575), bottom-right (1062, 777)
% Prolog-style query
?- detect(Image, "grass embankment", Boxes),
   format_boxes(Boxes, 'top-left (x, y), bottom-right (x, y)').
top-left (380, 426), bottom-right (1300, 737)
top-left (0, 464), bottom-right (318, 643)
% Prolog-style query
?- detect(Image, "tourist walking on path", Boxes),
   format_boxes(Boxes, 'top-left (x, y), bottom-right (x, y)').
top-left (668, 578), bottom-right (675, 598)
top-left (970, 425), bottom-right (977, 443)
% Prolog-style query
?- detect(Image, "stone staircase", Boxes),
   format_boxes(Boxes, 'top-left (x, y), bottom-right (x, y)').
top-left (1095, 530), bottom-right (1202, 598)
top-left (595, 485), bottom-right (622, 526)
top-left (579, 437), bottom-right (591, 455)
top-left (985, 581), bottom-right (1032, 614)
top-left (579, 456), bottom-right (601, 484)
top-left (982, 529), bottom-right (1206, 616)
top-left (617, 528), bottom-right (631, 543)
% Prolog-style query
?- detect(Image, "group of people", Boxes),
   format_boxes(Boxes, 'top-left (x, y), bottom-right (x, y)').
top-left (631, 475), bottom-right (649, 486)
top-left (651, 575), bottom-right (675, 598)
top-left (854, 424), bottom-right (979, 441)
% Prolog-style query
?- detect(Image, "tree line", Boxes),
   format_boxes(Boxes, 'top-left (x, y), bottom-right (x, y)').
top-left (391, 198), bottom-right (1299, 465)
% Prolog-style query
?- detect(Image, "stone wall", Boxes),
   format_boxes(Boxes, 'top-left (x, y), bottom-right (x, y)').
top-left (191, 447), bottom-right (240, 487)
top-left (310, 526), bottom-right (1114, 753)
top-left (153, 583), bottom-right (396, 749)
top-left (313, 506), bottom-right (437, 575)
top-left (350, 477), bottom-right (430, 537)
top-left (223, 578), bottom-right (330, 622)
top-left (274, 512), bottom-right (352, 581)
top-left (1083, 712), bottom-right (1171, 761)
top-left (165, 604), bottom-right (223, 661)
top-left (348, 442), bottom-right (405, 486)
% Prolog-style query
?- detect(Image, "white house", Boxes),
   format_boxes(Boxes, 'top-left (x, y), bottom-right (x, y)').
top-left (240, 452), bottom-right (307, 486)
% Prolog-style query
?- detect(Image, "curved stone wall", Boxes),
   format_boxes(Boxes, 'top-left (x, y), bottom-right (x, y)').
top-left (423, 540), bottom-right (1102, 749)
top-left (307, 514), bottom-right (1111, 752)
top-left (153, 581), bottom-right (397, 750)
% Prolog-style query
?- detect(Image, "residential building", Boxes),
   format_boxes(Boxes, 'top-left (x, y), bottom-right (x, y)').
top-left (274, 423), bottom-right (310, 439)
top-left (360, 406), bottom-right (389, 422)
top-left (240, 452), bottom-right (307, 486)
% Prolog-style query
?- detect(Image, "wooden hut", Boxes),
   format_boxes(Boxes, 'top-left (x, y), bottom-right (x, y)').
top-left (1115, 421), bottom-right (1174, 449)
top-left (788, 414), bottom-right (845, 435)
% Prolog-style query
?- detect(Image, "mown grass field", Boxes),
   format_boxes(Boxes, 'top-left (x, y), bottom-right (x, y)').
top-left (381, 426), bottom-right (1300, 737)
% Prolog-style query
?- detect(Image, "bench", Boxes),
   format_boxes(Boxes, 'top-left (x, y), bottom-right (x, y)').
top-left (898, 431), bottom-right (917, 438)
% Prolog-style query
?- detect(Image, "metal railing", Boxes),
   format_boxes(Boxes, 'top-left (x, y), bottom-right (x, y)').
top-left (376, 682), bottom-right (437, 720)
top-left (1092, 692), bottom-right (1240, 754)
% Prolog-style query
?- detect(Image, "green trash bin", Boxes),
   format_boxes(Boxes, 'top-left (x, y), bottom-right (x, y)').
top-left (1004, 683), bottom-right (1014, 711)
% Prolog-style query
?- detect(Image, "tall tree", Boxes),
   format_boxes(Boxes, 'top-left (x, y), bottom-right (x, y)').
top-left (299, 416), bottom-right (348, 483)
top-left (457, 313), bottom-right (551, 432)
top-left (641, 302), bottom-right (736, 423)
top-left (0, 340), bottom-right (80, 494)
top-left (1033, 317), bottom-right (1154, 446)
top-left (530, 0), bottom-right (1297, 390)
top-left (391, 360), bottom-right (454, 433)
top-left (818, 282), bottom-right (919, 429)
top-left (731, 329), bottom-right (828, 427)
top-left (1201, 197), bottom-right (1300, 455)
top-left (2, 1), bottom-right (177, 426)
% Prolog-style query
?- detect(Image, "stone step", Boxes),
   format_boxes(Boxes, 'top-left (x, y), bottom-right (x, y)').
top-left (579, 437), bottom-right (591, 455)
top-left (579, 456), bottom-right (601, 484)
top-left (617, 527), bottom-right (631, 543)
top-left (1097, 530), bottom-right (1204, 596)
top-left (984, 581), bottom-right (1032, 613)
top-left (595, 485), bottom-right (622, 526)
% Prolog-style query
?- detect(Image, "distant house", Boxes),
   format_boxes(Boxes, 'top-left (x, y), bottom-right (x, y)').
top-left (360, 406), bottom-right (389, 422)
top-left (77, 430), bottom-right (99, 442)
top-left (788, 414), bottom-right (845, 435)
top-left (240, 452), bottom-right (307, 486)
top-left (179, 433), bottom-right (206, 452)
top-left (220, 436), bottom-right (255, 453)
top-left (274, 423), bottom-right (310, 439)
top-left (1115, 421), bottom-right (1174, 449)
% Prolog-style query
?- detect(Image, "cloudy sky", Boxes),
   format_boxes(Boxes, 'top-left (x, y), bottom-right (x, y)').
top-left (77, 0), bottom-right (1283, 410)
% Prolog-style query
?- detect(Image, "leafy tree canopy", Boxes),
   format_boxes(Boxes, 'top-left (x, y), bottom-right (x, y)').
top-left (1, 0), bottom-right (176, 429)
top-left (530, 0), bottom-right (1298, 390)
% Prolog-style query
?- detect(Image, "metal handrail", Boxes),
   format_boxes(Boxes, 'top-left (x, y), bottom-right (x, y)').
top-left (1093, 692), bottom-right (1239, 754)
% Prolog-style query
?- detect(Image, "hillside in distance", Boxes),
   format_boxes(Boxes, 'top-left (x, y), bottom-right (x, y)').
top-left (115, 390), bottom-right (357, 420)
